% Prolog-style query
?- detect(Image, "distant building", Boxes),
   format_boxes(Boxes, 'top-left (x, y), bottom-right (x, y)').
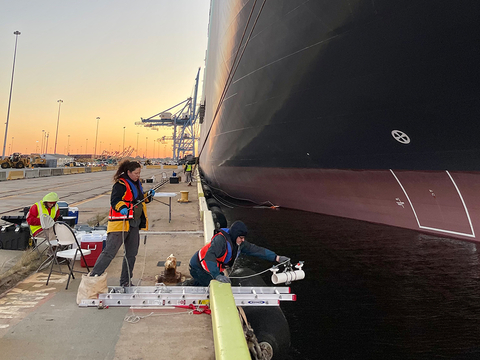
top-left (44, 154), bottom-right (74, 167)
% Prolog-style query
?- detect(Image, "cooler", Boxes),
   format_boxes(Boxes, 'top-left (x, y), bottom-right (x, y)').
top-left (80, 233), bottom-right (105, 267)
top-left (68, 207), bottom-right (79, 224)
top-left (57, 201), bottom-right (69, 217)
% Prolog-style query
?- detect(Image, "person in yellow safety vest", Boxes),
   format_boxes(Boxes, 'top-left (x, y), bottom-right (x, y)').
top-left (89, 159), bottom-right (155, 287)
top-left (26, 192), bottom-right (61, 239)
top-left (184, 162), bottom-right (193, 186)
top-left (188, 220), bottom-right (290, 286)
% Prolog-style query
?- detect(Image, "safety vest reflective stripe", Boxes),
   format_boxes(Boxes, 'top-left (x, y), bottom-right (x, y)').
top-left (108, 178), bottom-right (135, 221)
top-left (29, 201), bottom-right (58, 236)
top-left (198, 232), bottom-right (230, 273)
top-left (186, 164), bottom-right (192, 172)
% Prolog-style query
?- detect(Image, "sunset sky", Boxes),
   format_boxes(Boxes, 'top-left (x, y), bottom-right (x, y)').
top-left (0, 0), bottom-right (210, 158)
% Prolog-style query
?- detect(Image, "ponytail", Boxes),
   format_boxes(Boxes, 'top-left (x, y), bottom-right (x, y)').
top-left (113, 159), bottom-right (141, 182)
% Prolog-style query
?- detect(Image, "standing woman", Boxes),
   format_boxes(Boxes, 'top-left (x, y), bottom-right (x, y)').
top-left (90, 159), bottom-right (155, 287)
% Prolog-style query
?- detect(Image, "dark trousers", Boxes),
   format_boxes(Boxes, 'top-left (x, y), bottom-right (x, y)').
top-left (189, 256), bottom-right (214, 286)
top-left (90, 227), bottom-right (140, 286)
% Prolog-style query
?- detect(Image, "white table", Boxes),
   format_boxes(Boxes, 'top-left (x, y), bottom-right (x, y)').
top-left (154, 192), bottom-right (178, 222)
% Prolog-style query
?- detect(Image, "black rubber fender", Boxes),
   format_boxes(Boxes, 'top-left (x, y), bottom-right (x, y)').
top-left (211, 209), bottom-right (228, 229)
top-left (206, 198), bottom-right (220, 209)
top-left (202, 184), bottom-right (213, 198)
top-left (230, 268), bottom-right (290, 360)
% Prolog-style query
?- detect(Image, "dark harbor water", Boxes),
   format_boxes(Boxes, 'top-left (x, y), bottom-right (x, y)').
top-left (222, 205), bottom-right (480, 360)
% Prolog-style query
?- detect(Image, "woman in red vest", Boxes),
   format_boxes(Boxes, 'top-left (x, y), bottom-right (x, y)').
top-left (189, 220), bottom-right (290, 286)
top-left (90, 159), bottom-right (154, 287)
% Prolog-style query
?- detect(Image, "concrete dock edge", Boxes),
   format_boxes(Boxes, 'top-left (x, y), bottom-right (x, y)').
top-left (210, 281), bottom-right (250, 360)
top-left (196, 169), bottom-right (250, 359)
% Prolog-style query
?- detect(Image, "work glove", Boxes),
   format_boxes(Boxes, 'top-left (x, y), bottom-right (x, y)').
top-left (215, 274), bottom-right (231, 283)
top-left (120, 208), bottom-right (129, 216)
top-left (276, 255), bottom-right (290, 264)
top-left (148, 189), bottom-right (155, 197)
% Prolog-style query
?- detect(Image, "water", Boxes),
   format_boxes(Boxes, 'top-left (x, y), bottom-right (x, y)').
top-left (222, 206), bottom-right (480, 360)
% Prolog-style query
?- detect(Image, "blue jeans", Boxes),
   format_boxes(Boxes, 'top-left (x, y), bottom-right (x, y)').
top-left (189, 257), bottom-right (214, 286)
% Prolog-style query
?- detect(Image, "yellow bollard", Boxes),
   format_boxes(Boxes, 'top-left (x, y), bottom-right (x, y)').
top-left (177, 191), bottom-right (190, 203)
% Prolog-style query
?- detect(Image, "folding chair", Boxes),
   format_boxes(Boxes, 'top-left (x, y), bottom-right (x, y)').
top-left (46, 221), bottom-right (91, 290)
top-left (34, 214), bottom-right (59, 272)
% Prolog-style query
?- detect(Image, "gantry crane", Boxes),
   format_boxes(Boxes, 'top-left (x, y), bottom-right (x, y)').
top-left (136, 68), bottom-right (200, 161)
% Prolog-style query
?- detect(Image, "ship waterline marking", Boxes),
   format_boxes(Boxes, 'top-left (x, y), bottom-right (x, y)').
top-left (390, 169), bottom-right (475, 238)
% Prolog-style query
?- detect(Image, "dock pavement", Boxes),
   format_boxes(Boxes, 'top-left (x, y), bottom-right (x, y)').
top-left (0, 170), bottom-right (215, 360)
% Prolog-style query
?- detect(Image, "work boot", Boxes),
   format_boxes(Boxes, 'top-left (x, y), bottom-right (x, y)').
top-left (178, 278), bottom-right (195, 286)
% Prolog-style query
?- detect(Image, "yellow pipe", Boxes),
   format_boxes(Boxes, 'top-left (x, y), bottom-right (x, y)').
top-left (210, 280), bottom-right (250, 360)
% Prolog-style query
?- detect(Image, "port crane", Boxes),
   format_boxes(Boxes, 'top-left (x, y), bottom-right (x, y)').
top-left (100, 146), bottom-right (135, 160)
top-left (137, 68), bottom-right (200, 161)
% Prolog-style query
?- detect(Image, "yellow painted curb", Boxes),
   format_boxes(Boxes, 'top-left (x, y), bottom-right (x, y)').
top-left (210, 281), bottom-right (250, 360)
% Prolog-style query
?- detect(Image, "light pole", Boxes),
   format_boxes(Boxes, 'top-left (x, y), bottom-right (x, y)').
top-left (2, 31), bottom-right (21, 159)
top-left (94, 117), bottom-right (100, 157)
top-left (136, 132), bottom-right (139, 157)
top-left (53, 99), bottom-right (63, 154)
top-left (67, 135), bottom-right (70, 155)
top-left (122, 127), bottom-right (126, 153)
top-left (145, 137), bottom-right (148, 158)
top-left (11, 137), bottom-right (14, 154)
top-left (40, 130), bottom-right (45, 154)
top-left (35, 140), bottom-right (39, 153)
top-left (45, 132), bottom-right (49, 155)
top-left (85, 138), bottom-right (88, 155)
top-left (153, 139), bottom-right (155, 159)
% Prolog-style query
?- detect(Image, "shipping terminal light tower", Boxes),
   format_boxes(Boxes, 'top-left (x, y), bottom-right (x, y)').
top-left (138, 68), bottom-right (202, 161)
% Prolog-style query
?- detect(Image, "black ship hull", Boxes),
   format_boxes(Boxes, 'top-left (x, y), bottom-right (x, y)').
top-left (199, 0), bottom-right (480, 241)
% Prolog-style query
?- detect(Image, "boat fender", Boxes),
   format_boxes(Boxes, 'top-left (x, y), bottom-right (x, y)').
top-left (206, 198), bottom-right (220, 209)
top-left (230, 268), bottom-right (290, 360)
top-left (202, 184), bottom-right (213, 198)
top-left (211, 209), bottom-right (227, 229)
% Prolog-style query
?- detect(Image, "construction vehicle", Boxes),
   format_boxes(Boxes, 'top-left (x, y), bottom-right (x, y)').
top-left (29, 153), bottom-right (47, 168)
top-left (0, 153), bottom-right (31, 169)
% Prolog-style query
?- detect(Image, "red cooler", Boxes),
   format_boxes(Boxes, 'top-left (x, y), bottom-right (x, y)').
top-left (80, 234), bottom-right (104, 267)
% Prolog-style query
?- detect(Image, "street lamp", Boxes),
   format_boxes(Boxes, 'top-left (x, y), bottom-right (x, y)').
top-left (40, 130), bottom-right (45, 154)
top-left (67, 135), bottom-right (70, 155)
top-left (94, 117), bottom-right (100, 157)
top-left (85, 138), bottom-right (88, 155)
top-left (145, 137), bottom-right (148, 158)
top-left (2, 31), bottom-right (21, 159)
top-left (11, 137), bottom-right (14, 154)
top-left (45, 132), bottom-right (49, 156)
top-left (153, 139), bottom-right (155, 159)
top-left (53, 99), bottom-right (63, 154)
top-left (122, 127), bottom-right (126, 152)
top-left (136, 132), bottom-right (139, 157)
top-left (35, 140), bottom-right (39, 153)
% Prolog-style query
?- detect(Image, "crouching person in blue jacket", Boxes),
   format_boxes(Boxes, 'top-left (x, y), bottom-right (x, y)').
top-left (188, 220), bottom-right (289, 286)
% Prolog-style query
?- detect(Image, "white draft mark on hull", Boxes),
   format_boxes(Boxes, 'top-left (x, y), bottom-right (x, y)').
top-left (390, 169), bottom-right (475, 238)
